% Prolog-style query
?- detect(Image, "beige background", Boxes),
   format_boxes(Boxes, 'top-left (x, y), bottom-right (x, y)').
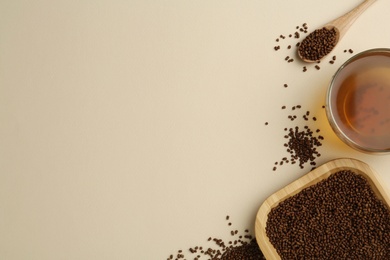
top-left (1, 0), bottom-right (389, 259)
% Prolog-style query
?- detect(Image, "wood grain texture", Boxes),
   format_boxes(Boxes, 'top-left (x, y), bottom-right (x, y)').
top-left (325, 0), bottom-right (377, 39)
top-left (255, 158), bottom-right (390, 260)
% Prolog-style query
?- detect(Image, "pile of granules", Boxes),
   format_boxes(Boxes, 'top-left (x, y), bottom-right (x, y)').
top-left (218, 239), bottom-right (264, 260)
top-left (281, 125), bottom-right (322, 170)
top-left (266, 170), bottom-right (390, 259)
top-left (167, 216), bottom-right (265, 260)
top-left (273, 22), bottom-right (354, 71)
top-left (271, 105), bottom-right (324, 172)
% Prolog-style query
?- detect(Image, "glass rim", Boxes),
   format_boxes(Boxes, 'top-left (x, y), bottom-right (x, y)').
top-left (325, 48), bottom-right (390, 154)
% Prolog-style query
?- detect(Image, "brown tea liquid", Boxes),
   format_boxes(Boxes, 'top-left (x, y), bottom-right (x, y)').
top-left (331, 54), bottom-right (390, 151)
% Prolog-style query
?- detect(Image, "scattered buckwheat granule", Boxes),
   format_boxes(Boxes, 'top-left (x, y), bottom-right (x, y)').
top-left (266, 170), bottom-right (390, 259)
top-left (329, 55), bottom-right (337, 64)
top-left (167, 216), bottom-right (266, 260)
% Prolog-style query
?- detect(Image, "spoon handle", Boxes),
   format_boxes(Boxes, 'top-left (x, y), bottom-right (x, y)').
top-left (326, 0), bottom-right (377, 38)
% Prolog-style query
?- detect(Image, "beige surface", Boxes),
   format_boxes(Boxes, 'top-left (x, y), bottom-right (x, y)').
top-left (1, 0), bottom-right (389, 259)
top-left (255, 158), bottom-right (390, 259)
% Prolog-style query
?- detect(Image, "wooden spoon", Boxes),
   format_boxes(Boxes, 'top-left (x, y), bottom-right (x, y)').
top-left (298, 0), bottom-right (377, 63)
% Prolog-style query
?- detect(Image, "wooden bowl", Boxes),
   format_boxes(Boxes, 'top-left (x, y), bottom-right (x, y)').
top-left (255, 158), bottom-right (390, 260)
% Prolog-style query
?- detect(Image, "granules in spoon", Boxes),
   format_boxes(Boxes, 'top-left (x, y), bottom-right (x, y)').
top-left (273, 22), bottom-right (354, 71)
top-left (298, 27), bottom-right (337, 62)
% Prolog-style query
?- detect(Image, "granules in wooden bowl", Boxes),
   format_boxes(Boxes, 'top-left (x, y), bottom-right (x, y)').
top-left (255, 158), bottom-right (390, 260)
top-left (266, 170), bottom-right (390, 259)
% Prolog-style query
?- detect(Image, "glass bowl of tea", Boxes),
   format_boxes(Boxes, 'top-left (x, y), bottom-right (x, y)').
top-left (326, 48), bottom-right (390, 154)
